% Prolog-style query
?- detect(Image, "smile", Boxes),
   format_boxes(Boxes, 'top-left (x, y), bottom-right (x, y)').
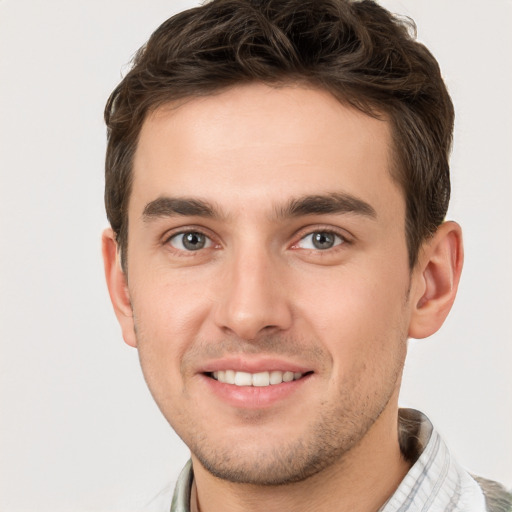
top-left (211, 370), bottom-right (305, 387)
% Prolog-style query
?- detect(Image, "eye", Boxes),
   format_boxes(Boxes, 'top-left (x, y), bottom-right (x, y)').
top-left (296, 231), bottom-right (344, 250)
top-left (168, 231), bottom-right (213, 251)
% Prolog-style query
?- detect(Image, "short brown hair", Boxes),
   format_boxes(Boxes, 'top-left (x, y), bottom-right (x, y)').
top-left (105, 0), bottom-right (454, 268)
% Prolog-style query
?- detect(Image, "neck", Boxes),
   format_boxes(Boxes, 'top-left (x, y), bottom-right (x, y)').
top-left (190, 405), bottom-right (410, 512)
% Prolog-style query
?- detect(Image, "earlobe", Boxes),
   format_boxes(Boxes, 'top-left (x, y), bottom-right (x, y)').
top-left (101, 228), bottom-right (137, 347)
top-left (408, 221), bottom-right (464, 339)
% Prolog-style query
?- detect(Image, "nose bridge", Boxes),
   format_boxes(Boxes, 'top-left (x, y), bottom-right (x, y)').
top-left (214, 239), bottom-right (291, 340)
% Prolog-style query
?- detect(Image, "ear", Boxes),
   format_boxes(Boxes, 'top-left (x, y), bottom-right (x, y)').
top-left (101, 228), bottom-right (137, 347)
top-left (408, 221), bottom-right (464, 339)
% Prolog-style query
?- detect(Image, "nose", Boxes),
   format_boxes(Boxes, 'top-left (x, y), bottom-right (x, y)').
top-left (213, 246), bottom-right (293, 341)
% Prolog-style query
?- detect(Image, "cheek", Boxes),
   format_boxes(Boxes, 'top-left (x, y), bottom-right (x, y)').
top-left (131, 262), bottom-right (213, 329)
top-left (294, 260), bottom-right (410, 366)
top-left (128, 269), bottom-right (214, 383)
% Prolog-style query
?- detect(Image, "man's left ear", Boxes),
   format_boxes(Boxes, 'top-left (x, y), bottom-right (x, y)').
top-left (408, 221), bottom-right (464, 339)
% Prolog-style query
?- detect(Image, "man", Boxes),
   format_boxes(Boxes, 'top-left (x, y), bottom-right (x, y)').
top-left (101, 0), bottom-right (511, 510)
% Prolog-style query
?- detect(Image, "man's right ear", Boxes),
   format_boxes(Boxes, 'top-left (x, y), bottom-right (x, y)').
top-left (101, 228), bottom-right (137, 348)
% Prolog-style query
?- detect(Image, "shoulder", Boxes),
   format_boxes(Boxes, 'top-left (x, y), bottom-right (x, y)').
top-left (473, 475), bottom-right (512, 512)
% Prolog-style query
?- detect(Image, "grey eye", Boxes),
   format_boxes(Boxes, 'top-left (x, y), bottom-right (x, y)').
top-left (297, 231), bottom-right (343, 250)
top-left (169, 232), bottom-right (212, 251)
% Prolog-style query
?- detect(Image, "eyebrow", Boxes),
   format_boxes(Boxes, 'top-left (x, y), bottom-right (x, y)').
top-left (142, 192), bottom-right (377, 222)
top-left (143, 197), bottom-right (218, 220)
top-left (275, 193), bottom-right (377, 219)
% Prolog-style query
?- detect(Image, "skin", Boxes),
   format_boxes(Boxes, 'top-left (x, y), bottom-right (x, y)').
top-left (103, 83), bottom-right (463, 512)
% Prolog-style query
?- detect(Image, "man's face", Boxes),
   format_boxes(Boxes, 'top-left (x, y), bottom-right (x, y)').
top-left (121, 84), bottom-right (415, 484)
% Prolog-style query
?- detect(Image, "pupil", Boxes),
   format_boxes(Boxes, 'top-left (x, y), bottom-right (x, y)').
top-left (183, 232), bottom-right (205, 250)
top-left (313, 232), bottom-right (334, 249)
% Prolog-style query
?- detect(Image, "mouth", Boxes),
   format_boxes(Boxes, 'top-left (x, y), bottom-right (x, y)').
top-left (207, 369), bottom-right (312, 387)
top-left (199, 358), bottom-right (315, 408)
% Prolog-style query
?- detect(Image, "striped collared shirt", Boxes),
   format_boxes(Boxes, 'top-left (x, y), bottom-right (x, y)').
top-left (166, 409), bottom-right (509, 511)
top-left (379, 409), bottom-right (487, 511)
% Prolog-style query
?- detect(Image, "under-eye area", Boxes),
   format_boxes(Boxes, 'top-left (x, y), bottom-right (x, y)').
top-left (207, 370), bottom-right (314, 387)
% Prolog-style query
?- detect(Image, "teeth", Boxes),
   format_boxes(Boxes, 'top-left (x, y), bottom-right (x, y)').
top-left (282, 371), bottom-right (294, 382)
top-left (234, 371), bottom-right (252, 386)
top-left (269, 370), bottom-right (284, 385)
top-left (212, 370), bottom-right (304, 386)
top-left (252, 372), bottom-right (270, 387)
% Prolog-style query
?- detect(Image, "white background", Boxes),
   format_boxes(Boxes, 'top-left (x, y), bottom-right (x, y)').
top-left (0, 1), bottom-right (510, 510)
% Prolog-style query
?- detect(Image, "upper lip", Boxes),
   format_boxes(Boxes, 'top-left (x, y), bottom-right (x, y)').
top-left (198, 356), bottom-right (314, 375)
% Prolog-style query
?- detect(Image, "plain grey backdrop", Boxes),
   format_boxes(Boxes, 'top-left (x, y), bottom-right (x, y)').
top-left (1, 1), bottom-right (511, 510)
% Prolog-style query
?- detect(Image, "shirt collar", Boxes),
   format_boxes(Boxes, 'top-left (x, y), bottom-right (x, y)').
top-left (171, 459), bottom-right (193, 512)
top-left (379, 408), bottom-right (486, 512)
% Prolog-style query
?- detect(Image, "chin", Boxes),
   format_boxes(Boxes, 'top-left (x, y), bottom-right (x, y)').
top-left (188, 423), bottom-right (361, 486)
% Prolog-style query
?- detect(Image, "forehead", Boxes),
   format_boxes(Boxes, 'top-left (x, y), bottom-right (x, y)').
top-left (130, 83), bottom-right (402, 221)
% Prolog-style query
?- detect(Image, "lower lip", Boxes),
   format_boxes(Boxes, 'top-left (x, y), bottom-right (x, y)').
top-left (200, 373), bottom-right (312, 409)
